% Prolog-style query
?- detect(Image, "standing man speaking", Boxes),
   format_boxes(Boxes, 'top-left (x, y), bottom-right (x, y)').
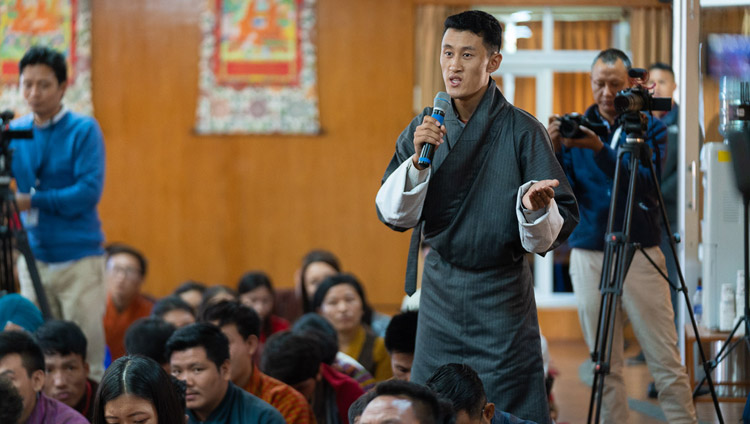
top-left (10, 46), bottom-right (107, 381)
top-left (375, 10), bottom-right (578, 423)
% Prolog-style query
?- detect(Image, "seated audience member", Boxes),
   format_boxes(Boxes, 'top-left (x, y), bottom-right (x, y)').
top-left (298, 249), bottom-right (341, 314)
top-left (237, 271), bottom-right (290, 343)
top-left (124, 317), bottom-right (177, 371)
top-left (0, 330), bottom-right (88, 424)
top-left (198, 285), bottom-right (238, 316)
top-left (93, 355), bottom-right (185, 424)
top-left (35, 320), bottom-right (97, 421)
top-left (359, 379), bottom-right (453, 424)
top-left (166, 322), bottom-right (285, 424)
top-left (173, 280), bottom-right (207, 313)
top-left (348, 391), bottom-right (377, 424)
top-left (202, 301), bottom-right (315, 423)
top-left (313, 273), bottom-right (392, 381)
top-left (103, 243), bottom-right (153, 360)
top-left (262, 331), bottom-right (365, 424)
top-left (384, 311), bottom-right (418, 381)
top-left (152, 295), bottom-right (196, 328)
top-left (293, 312), bottom-right (376, 391)
top-left (425, 363), bottom-right (535, 424)
top-left (0, 376), bottom-right (24, 424)
top-left (0, 293), bottom-right (44, 333)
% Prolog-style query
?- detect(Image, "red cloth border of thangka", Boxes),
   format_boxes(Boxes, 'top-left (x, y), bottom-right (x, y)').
top-left (0, 0), bottom-right (79, 85)
top-left (211, 0), bottom-right (303, 87)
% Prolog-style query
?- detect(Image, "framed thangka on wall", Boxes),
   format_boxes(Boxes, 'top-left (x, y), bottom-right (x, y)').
top-left (195, 0), bottom-right (319, 135)
top-left (0, 0), bottom-right (93, 116)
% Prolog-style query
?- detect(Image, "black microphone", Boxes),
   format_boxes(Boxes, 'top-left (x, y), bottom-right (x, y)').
top-left (418, 92), bottom-right (451, 168)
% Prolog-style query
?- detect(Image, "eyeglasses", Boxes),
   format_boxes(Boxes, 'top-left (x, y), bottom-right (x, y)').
top-left (107, 265), bottom-right (142, 279)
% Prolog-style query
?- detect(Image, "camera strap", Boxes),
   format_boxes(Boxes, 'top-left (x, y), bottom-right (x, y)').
top-left (610, 126), bottom-right (623, 150)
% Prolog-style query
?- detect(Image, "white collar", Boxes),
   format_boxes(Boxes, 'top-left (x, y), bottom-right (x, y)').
top-left (35, 105), bottom-right (68, 129)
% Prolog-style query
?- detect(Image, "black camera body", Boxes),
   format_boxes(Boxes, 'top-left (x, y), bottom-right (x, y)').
top-left (558, 113), bottom-right (609, 139)
top-left (614, 85), bottom-right (672, 114)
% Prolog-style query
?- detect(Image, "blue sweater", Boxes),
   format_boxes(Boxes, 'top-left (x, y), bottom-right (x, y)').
top-left (557, 105), bottom-right (667, 251)
top-left (10, 111), bottom-right (105, 262)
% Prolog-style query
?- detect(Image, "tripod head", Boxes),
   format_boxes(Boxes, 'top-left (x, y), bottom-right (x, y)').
top-left (0, 110), bottom-right (33, 181)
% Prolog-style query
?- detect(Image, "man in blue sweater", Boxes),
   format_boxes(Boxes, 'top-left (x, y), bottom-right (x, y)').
top-left (547, 49), bottom-right (696, 423)
top-left (10, 46), bottom-right (106, 381)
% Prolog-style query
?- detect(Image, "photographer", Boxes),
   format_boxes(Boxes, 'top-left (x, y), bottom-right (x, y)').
top-left (547, 49), bottom-right (697, 423)
top-left (10, 46), bottom-right (106, 381)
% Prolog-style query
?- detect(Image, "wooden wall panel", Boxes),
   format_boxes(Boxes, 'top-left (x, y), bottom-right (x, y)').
top-left (92, 0), bottom-right (415, 310)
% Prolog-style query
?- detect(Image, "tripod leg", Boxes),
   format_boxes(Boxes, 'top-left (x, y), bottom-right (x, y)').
top-left (646, 155), bottom-right (724, 423)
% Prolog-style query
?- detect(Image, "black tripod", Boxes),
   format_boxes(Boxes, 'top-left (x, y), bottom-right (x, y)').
top-left (691, 124), bottom-right (750, 403)
top-left (587, 112), bottom-right (723, 423)
top-left (0, 111), bottom-right (52, 320)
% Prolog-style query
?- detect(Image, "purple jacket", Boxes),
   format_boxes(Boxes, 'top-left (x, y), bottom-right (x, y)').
top-left (25, 392), bottom-right (89, 424)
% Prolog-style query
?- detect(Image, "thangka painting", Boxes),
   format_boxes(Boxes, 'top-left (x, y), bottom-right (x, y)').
top-left (195, 0), bottom-right (319, 134)
top-left (0, 0), bottom-right (93, 116)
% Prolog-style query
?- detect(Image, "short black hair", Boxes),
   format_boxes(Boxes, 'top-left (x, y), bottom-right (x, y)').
top-left (19, 46), bottom-right (67, 84)
top-left (444, 10), bottom-right (503, 54)
top-left (198, 285), bottom-right (238, 318)
top-left (0, 330), bottom-right (45, 377)
top-left (201, 300), bottom-right (261, 339)
top-left (648, 62), bottom-right (675, 78)
top-left (425, 363), bottom-right (486, 419)
top-left (592, 48), bottom-right (632, 70)
top-left (348, 390), bottom-right (377, 424)
top-left (93, 356), bottom-right (185, 424)
top-left (165, 322), bottom-right (229, 370)
top-left (35, 320), bottom-right (88, 360)
top-left (311, 273), bottom-right (373, 325)
top-left (0, 376), bottom-right (23, 424)
top-left (291, 313), bottom-right (339, 365)
top-left (299, 249), bottom-right (341, 313)
top-left (173, 281), bottom-right (207, 296)
top-left (237, 271), bottom-right (275, 295)
top-left (125, 317), bottom-right (177, 365)
top-left (105, 243), bottom-right (148, 277)
top-left (152, 296), bottom-right (195, 320)
top-left (385, 311), bottom-right (418, 354)
top-left (369, 380), bottom-right (449, 424)
top-left (261, 331), bottom-right (321, 386)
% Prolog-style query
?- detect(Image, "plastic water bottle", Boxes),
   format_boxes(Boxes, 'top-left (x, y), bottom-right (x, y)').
top-left (693, 285), bottom-right (703, 326)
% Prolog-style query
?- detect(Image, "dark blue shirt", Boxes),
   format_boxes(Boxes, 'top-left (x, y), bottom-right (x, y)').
top-left (187, 382), bottom-right (285, 424)
top-left (557, 105), bottom-right (667, 250)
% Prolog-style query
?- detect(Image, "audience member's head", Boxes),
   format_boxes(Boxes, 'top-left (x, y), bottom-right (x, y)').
top-left (124, 317), bottom-right (177, 369)
top-left (0, 375), bottom-right (24, 424)
top-left (93, 355), bottom-right (185, 424)
top-left (166, 322), bottom-right (231, 421)
top-left (105, 243), bottom-right (148, 311)
top-left (201, 301), bottom-right (261, 387)
top-left (19, 46), bottom-right (67, 119)
top-left (291, 313), bottom-right (339, 365)
top-left (647, 62), bottom-right (677, 100)
top-left (590, 48), bottom-right (632, 123)
top-left (313, 273), bottom-right (374, 334)
top-left (261, 331), bottom-right (322, 402)
top-left (349, 390), bottom-right (377, 424)
top-left (425, 363), bottom-right (494, 424)
top-left (173, 280), bottom-right (207, 313)
top-left (237, 271), bottom-right (278, 322)
top-left (0, 293), bottom-right (43, 333)
top-left (384, 311), bottom-right (418, 381)
top-left (198, 285), bottom-right (238, 317)
top-left (34, 320), bottom-right (90, 409)
top-left (0, 330), bottom-right (46, 424)
top-left (360, 379), bottom-right (450, 424)
top-left (152, 296), bottom-right (196, 328)
top-left (299, 249), bottom-right (341, 312)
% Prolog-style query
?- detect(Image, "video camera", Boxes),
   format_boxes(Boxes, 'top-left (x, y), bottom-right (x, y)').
top-left (558, 113), bottom-right (609, 139)
top-left (614, 68), bottom-right (672, 137)
top-left (0, 110), bottom-right (33, 177)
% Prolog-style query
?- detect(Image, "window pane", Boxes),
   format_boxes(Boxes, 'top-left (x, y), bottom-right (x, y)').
top-left (515, 20), bottom-right (542, 51)
top-left (554, 21), bottom-right (616, 50)
top-left (514, 77), bottom-right (537, 116)
top-left (553, 72), bottom-right (592, 116)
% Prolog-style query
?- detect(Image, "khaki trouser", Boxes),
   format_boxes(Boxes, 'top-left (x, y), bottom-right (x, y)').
top-left (18, 254), bottom-right (106, 382)
top-left (570, 247), bottom-right (697, 424)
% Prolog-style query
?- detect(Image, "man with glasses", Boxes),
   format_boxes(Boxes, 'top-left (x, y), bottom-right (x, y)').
top-left (102, 243), bottom-right (153, 360)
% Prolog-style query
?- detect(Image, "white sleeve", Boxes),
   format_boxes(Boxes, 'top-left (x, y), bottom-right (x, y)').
top-left (516, 180), bottom-right (564, 253)
top-left (375, 158), bottom-right (431, 228)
